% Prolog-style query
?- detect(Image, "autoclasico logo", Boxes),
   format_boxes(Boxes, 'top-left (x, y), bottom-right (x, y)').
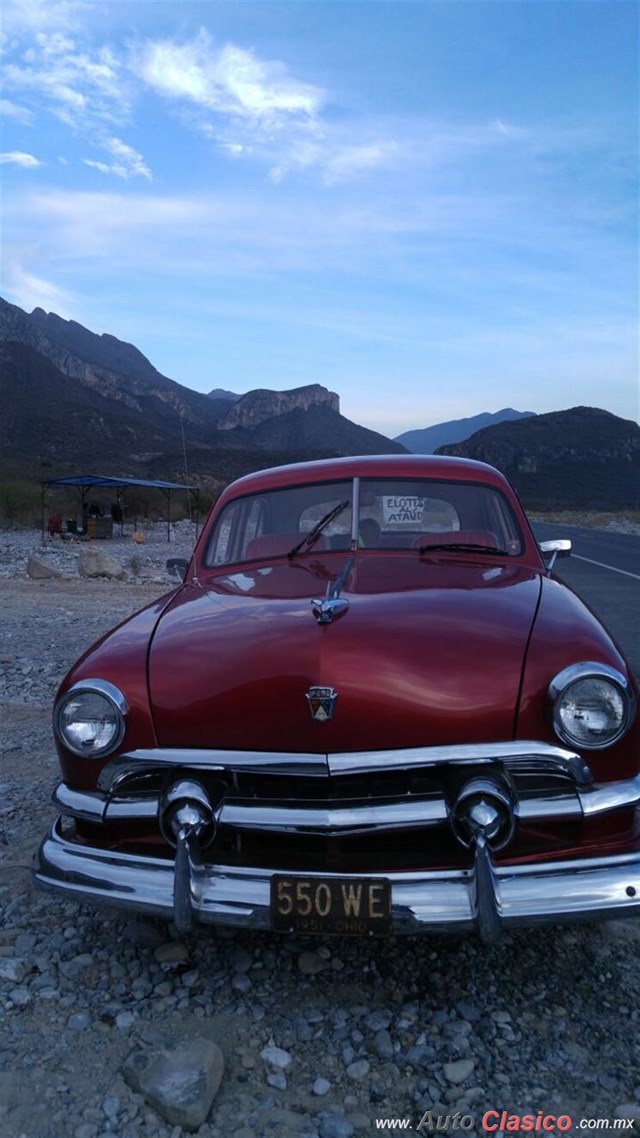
top-left (415, 1111), bottom-right (574, 1132)
top-left (375, 1111), bottom-right (637, 1133)
top-left (483, 1113), bottom-right (573, 1132)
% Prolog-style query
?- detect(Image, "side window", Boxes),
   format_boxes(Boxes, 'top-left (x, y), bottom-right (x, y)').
top-left (239, 498), bottom-right (265, 558)
top-left (208, 503), bottom-right (237, 565)
top-left (487, 495), bottom-right (523, 554)
top-left (207, 498), bottom-right (265, 565)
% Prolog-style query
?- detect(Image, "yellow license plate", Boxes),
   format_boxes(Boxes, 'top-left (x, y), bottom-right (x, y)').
top-left (270, 875), bottom-right (392, 936)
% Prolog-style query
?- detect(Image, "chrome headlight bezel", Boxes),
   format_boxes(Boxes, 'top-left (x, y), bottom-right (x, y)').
top-left (548, 662), bottom-right (635, 751)
top-left (54, 679), bottom-right (128, 758)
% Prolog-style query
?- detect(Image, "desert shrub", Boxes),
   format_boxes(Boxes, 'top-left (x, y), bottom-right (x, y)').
top-left (0, 480), bottom-right (42, 526)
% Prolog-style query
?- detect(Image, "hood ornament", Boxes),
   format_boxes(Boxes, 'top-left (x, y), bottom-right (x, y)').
top-left (311, 597), bottom-right (348, 624)
top-left (311, 556), bottom-right (353, 625)
top-left (306, 686), bottom-right (339, 722)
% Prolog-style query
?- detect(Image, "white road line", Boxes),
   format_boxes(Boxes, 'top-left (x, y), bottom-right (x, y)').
top-left (573, 554), bottom-right (640, 581)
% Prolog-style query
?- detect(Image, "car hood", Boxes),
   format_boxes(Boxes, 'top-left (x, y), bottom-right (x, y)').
top-left (148, 555), bottom-right (542, 753)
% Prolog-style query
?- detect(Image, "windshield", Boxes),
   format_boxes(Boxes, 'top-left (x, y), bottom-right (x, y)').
top-left (204, 477), bottom-right (524, 568)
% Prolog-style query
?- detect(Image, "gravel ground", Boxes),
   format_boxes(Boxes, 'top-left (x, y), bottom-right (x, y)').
top-left (527, 513), bottom-right (640, 536)
top-left (1, 526), bottom-right (639, 1138)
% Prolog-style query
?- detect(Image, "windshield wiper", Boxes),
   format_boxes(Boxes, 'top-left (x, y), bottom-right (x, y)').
top-left (418, 542), bottom-right (509, 557)
top-left (288, 499), bottom-right (349, 559)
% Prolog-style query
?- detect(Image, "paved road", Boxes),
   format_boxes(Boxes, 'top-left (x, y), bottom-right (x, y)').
top-left (531, 522), bottom-right (640, 678)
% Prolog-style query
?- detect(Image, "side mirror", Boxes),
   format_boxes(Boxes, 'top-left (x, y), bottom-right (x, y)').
top-left (166, 557), bottom-right (189, 582)
top-left (539, 539), bottom-right (571, 571)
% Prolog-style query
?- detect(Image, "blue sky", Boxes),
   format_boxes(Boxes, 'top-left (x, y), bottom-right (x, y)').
top-left (1, 0), bottom-right (637, 437)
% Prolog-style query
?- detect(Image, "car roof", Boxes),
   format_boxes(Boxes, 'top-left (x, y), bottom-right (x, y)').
top-left (220, 454), bottom-right (512, 501)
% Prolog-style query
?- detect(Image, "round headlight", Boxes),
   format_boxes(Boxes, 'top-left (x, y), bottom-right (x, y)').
top-left (54, 680), bottom-right (128, 758)
top-left (549, 663), bottom-right (635, 750)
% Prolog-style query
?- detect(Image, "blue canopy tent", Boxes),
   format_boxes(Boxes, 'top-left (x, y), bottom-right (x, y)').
top-left (41, 474), bottom-right (200, 542)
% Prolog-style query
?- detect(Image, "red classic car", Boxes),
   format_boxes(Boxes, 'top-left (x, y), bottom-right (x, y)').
top-left (36, 455), bottom-right (639, 941)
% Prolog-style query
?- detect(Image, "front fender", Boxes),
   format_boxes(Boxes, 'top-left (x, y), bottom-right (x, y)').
top-left (517, 576), bottom-right (639, 781)
top-left (55, 589), bottom-right (178, 790)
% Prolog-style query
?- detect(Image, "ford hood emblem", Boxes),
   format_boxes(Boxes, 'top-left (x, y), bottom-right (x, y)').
top-left (306, 686), bottom-right (339, 722)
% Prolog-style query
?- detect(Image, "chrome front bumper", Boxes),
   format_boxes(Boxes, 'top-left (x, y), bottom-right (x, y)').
top-left (35, 739), bottom-right (640, 938)
top-left (36, 818), bottom-right (640, 934)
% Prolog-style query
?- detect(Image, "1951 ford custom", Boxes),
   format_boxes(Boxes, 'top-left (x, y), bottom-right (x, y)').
top-left (35, 455), bottom-right (640, 941)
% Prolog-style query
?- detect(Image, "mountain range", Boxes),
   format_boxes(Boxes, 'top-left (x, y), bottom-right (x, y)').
top-left (438, 406), bottom-right (639, 509)
top-left (0, 298), bottom-right (404, 492)
top-left (1, 297), bottom-right (637, 512)
top-left (396, 408), bottom-right (535, 453)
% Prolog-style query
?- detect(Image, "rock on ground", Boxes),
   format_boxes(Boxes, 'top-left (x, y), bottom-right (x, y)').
top-left (123, 1039), bottom-right (224, 1131)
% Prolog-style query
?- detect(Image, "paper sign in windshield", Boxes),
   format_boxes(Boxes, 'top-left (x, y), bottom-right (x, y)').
top-left (382, 496), bottom-right (425, 525)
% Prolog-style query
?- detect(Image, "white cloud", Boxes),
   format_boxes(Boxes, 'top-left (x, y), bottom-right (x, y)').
top-left (1, 0), bottom-right (92, 40)
top-left (131, 30), bottom-right (409, 187)
top-left (3, 21), bottom-right (129, 130)
top-left (2, 10), bottom-right (502, 190)
top-left (82, 136), bottom-right (152, 180)
top-left (1, 150), bottom-right (42, 167)
top-left (135, 30), bottom-right (325, 122)
top-left (3, 15), bottom-right (151, 181)
top-left (1, 250), bottom-right (75, 316)
top-left (82, 158), bottom-right (113, 175)
top-left (131, 29), bottom-right (359, 182)
top-left (1, 185), bottom-right (509, 281)
top-left (322, 141), bottom-right (401, 185)
top-left (6, 189), bottom-right (214, 262)
top-left (0, 98), bottom-right (33, 124)
top-left (106, 137), bottom-right (150, 175)
top-left (132, 33), bottom-right (531, 188)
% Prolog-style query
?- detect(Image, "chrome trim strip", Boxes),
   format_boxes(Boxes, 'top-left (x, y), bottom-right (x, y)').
top-left (579, 776), bottom-right (640, 816)
top-left (471, 832), bottom-right (502, 943)
top-left (515, 791), bottom-right (583, 821)
top-left (351, 476), bottom-right (360, 546)
top-left (98, 741), bottom-right (591, 789)
top-left (59, 773), bottom-right (640, 830)
top-left (549, 661), bottom-right (631, 699)
top-left (54, 783), bottom-right (106, 822)
top-left (106, 796), bottom-right (447, 831)
top-left (220, 796), bottom-right (448, 833)
top-left (172, 822), bottom-right (207, 934)
top-left (328, 742), bottom-right (592, 784)
top-left (98, 750), bottom-right (328, 791)
top-left (35, 823), bottom-right (640, 933)
top-left (105, 797), bottom-right (158, 820)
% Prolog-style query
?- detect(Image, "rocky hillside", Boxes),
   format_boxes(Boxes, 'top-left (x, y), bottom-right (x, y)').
top-left (437, 406), bottom-right (640, 509)
top-left (207, 387), bottom-right (240, 403)
top-left (396, 408), bottom-right (535, 453)
top-left (27, 305), bottom-right (167, 386)
top-left (218, 384), bottom-right (339, 430)
top-left (0, 298), bottom-right (229, 433)
top-left (0, 299), bottom-right (404, 492)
